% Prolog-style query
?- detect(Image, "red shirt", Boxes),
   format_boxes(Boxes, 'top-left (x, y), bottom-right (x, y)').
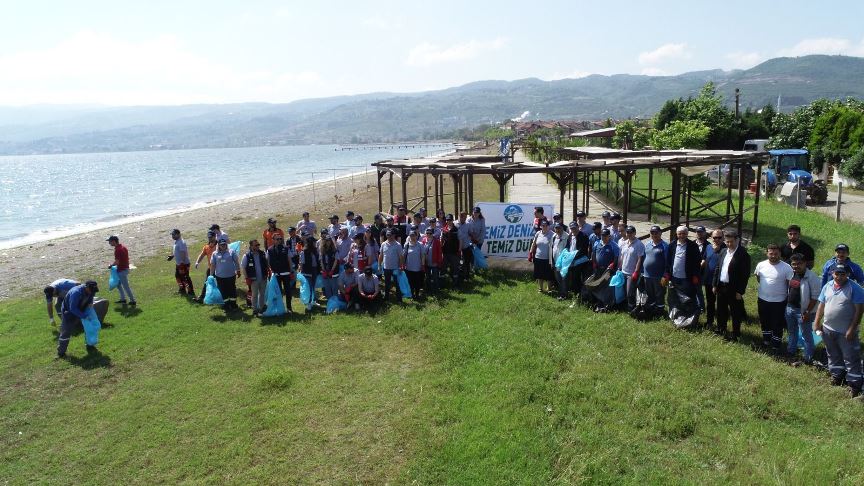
top-left (114, 244), bottom-right (130, 271)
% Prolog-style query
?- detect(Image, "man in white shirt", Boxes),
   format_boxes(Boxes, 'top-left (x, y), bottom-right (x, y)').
top-left (754, 243), bottom-right (794, 351)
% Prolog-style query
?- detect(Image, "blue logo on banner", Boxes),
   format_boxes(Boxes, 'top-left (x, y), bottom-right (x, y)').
top-left (503, 204), bottom-right (523, 223)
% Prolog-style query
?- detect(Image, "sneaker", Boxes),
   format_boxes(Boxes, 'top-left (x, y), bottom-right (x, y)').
top-left (56, 352), bottom-right (66, 359)
top-left (115, 299), bottom-right (127, 304)
top-left (129, 301), bottom-right (137, 307)
top-left (831, 375), bottom-right (845, 386)
top-left (354, 303), bottom-right (360, 310)
top-left (86, 345), bottom-right (97, 354)
top-left (851, 388), bottom-right (862, 399)
top-left (252, 310), bottom-right (259, 317)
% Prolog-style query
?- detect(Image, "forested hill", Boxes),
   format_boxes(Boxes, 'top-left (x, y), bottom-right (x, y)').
top-left (2, 55), bottom-right (863, 154)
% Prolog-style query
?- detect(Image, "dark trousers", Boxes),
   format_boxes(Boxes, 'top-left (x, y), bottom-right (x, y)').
top-left (406, 270), bottom-right (424, 297)
top-left (425, 266), bottom-right (440, 293)
top-left (57, 311), bottom-right (80, 356)
top-left (715, 284), bottom-right (746, 337)
top-left (704, 284), bottom-right (717, 326)
top-left (175, 263), bottom-right (194, 294)
top-left (444, 254), bottom-right (461, 286)
top-left (215, 276), bottom-right (237, 308)
top-left (359, 292), bottom-right (381, 312)
top-left (570, 263), bottom-right (589, 298)
top-left (461, 247), bottom-right (474, 279)
top-left (275, 274), bottom-right (294, 310)
top-left (383, 269), bottom-right (400, 300)
top-left (198, 269), bottom-right (211, 300)
top-left (758, 298), bottom-right (788, 348)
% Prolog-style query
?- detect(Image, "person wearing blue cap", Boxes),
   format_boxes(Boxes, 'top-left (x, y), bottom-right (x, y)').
top-left (814, 263), bottom-right (864, 397)
top-left (821, 244), bottom-right (864, 287)
top-left (57, 280), bottom-right (100, 358)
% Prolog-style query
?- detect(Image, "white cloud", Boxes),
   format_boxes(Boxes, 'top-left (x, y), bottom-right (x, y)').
top-left (640, 67), bottom-right (667, 76)
top-left (0, 31), bottom-right (323, 105)
top-left (776, 37), bottom-right (864, 57)
top-left (546, 69), bottom-right (591, 80)
top-left (405, 37), bottom-right (507, 67)
top-left (638, 43), bottom-right (692, 65)
top-left (724, 51), bottom-right (764, 69)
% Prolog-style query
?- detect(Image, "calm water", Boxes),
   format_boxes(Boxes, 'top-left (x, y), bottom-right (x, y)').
top-left (0, 144), bottom-right (451, 249)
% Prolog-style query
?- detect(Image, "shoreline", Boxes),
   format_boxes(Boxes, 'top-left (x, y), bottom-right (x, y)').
top-left (0, 169), bottom-right (370, 251)
top-left (0, 169), bottom-right (385, 301)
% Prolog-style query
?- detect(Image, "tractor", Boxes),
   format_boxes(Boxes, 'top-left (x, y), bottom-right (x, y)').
top-left (760, 149), bottom-right (828, 205)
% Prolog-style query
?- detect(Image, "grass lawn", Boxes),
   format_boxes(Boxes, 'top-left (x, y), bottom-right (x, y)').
top-left (2, 176), bottom-right (864, 484)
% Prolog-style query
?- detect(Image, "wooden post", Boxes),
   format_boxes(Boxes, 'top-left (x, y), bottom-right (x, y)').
top-left (451, 174), bottom-right (459, 215)
top-left (685, 176), bottom-right (692, 228)
top-left (836, 181), bottom-right (843, 222)
top-left (752, 161), bottom-right (763, 238)
top-left (669, 167), bottom-right (682, 242)
top-left (401, 172), bottom-right (410, 212)
top-left (623, 170), bottom-right (632, 224)
top-left (377, 170), bottom-right (384, 213)
top-left (583, 171), bottom-right (590, 217)
top-left (737, 163), bottom-right (746, 237)
top-left (388, 171), bottom-right (394, 213)
top-left (572, 167), bottom-right (578, 218)
top-left (497, 174), bottom-right (506, 202)
top-left (467, 170), bottom-right (474, 210)
top-left (423, 172), bottom-right (428, 212)
top-left (647, 168), bottom-right (654, 222)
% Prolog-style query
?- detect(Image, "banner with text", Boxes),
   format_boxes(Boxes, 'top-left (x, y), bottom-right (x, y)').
top-left (478, 202), bottom-right (554, 259)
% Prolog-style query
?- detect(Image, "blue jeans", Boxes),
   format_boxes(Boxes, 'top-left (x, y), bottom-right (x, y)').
top-left (322, 276), bottom-right (338, 299)
top-left (785, 305), bottom-right (814, 360)
top-left (117, 269), bottom-right (136, 302)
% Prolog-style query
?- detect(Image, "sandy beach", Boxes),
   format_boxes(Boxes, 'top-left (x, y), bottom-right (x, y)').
top-left (0, 170), bottom-right (386, 302)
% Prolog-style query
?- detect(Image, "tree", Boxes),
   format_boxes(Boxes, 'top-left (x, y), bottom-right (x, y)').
top-left (840, 148), bottom-right (864, 183)
top-left (652, 83), bottom-right (738, 149)
top-left (655, 99), bottom-right (683, 130)
top-left (769, 98), bottom-right (837, 149)
top-left (612, 120), bottom-right (637, 149)
top-left (651, 120), bottom-right (710, 149)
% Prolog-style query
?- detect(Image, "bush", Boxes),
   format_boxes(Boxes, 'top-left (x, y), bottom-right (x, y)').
top-left (839, 149), bottom-right (864, 184)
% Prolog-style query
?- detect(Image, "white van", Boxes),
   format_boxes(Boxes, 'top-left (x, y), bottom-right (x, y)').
top-left (743, 139), bottom-right (769, 152)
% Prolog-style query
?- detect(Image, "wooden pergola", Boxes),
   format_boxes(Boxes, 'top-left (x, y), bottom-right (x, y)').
top-left (372, 147), bottom-right (768, 240)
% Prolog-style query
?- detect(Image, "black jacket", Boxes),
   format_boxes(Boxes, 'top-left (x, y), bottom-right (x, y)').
top-left (665, 239), bottom-right (702, 281)
top-left (712, 246), bottom-right (751, 295)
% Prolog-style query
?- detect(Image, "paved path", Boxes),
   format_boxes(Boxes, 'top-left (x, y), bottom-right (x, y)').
top-left (810, 188), bottom-right (864, 225)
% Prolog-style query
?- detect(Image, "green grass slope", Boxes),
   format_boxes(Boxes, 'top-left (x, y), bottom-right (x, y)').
top-left (2, 190), bottom-right (864, 484)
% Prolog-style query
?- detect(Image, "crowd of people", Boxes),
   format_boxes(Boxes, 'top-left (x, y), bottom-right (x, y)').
top-left (45, 204), bottom-right (864, 398)
top-left (46, 206), bottom-right (487, 357)
top-left (527, 204), bottom-right (864, 397)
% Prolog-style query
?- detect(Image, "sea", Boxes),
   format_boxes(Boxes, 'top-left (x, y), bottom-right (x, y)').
top-left (0, 144), bottom-right (453, 250)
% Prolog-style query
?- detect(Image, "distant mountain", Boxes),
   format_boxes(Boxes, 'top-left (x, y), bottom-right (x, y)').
top-left (2, 55), bottom-right (863, 155)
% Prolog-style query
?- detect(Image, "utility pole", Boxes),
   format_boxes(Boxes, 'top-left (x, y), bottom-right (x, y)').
top-left (735, 88), bottom-right (740, 119)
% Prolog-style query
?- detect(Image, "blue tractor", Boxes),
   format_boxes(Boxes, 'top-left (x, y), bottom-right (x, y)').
top-left (760, 149), bottom-right (828, 205)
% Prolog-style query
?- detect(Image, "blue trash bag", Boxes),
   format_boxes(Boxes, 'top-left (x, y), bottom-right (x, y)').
top-left (297, 274), bottom-right (314, 308)
top-left (314, 274), bottom-right (324, 290)
top-left (472, 245), bottom-right (488, 270)
top-left (108, 265), bottom-right (119, 291)
top-left (261, 275), bottom-right (286, 316)
top-left (326, 296), bottom-right (348, 314)
top-left (203, 275), bottom-right (225, 305)
top-left (798, 329), bottom-right (824, 348)
top-left (81, 307), bottom-right (101, 346)
top-left (555, 250), bottom-right (577, 278)
top-left (609, 270), bottom-right (626, 304)
top-left (228, 241), bottom-right (241, 254)
top-left (395, 269), bottom-right (412, 299)
top-left (572, 255), bottom-right (589, 267)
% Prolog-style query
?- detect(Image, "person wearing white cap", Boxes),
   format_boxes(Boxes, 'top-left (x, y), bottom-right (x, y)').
top-left (168, 229), bottom-right (193, 296)
top-left (210, 236), bottom-right (241, 312)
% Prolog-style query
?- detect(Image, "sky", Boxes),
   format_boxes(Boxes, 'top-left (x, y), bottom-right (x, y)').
top-left (1, 0), bottom-right (863, 106)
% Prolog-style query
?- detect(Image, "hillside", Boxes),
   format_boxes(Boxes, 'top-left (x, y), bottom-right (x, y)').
top-left (1, 55), bottom-right (863, 154)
